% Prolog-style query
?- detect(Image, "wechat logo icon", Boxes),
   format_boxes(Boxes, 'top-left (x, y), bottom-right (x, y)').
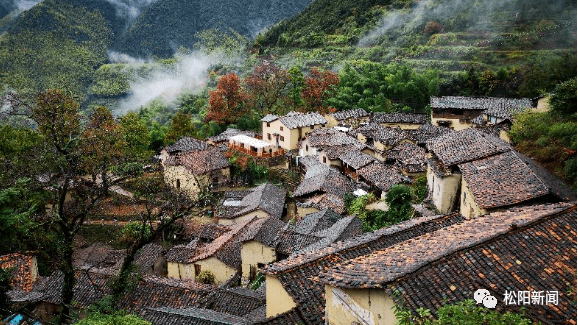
top-left (474, 289), bottom-right (497, 309)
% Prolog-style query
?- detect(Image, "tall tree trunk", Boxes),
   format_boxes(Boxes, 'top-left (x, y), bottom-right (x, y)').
top-left (59, 232), bottom-right (75, 324)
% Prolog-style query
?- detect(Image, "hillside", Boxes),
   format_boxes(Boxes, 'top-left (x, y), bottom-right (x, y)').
top-left (0, 0), bottom-right (110, 102)
top-left (113, 0), bottom-right (313, 58)
top-left (259, 0), bottom-right (577, 97)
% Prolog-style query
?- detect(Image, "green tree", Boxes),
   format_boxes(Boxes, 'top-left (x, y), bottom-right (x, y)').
top-left (549, 77), bottom-right (577, 118)
top-left (120, 112), bottom-right (152, 162)
top-left (395, 299), bottom-right (532, 324)
top-left (0, 267), bottom-right (12, 317)
top-left (73, 312), bottom-right (151, 325)
top-left (164, 112), bottom-right (197, 145)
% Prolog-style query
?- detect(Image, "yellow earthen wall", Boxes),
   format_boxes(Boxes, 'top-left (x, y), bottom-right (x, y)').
top-left (431, 117), bottom-right (473, 131)
top-left (459, 178), bottom-right (487, 219)
top-left (217, 209), bottom-right (270, 225)
top-left (241, 241), bottom-right (276, 281)
top-left (379, 122), bottom-right (422, 130)
top-left (266, 275), bottom-right (297, 318)
top-left (426, 165), bottom-right (462, 213)
top-left (325, 285), bottom-right (397, 325)
top-left (167, 256), bottom-right (236, 285)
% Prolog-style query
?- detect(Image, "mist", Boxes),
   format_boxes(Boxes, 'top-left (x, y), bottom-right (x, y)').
top-left (103, 0), bottom-right (160, 19)
top-left (109, 50), bottom-right (230, 116)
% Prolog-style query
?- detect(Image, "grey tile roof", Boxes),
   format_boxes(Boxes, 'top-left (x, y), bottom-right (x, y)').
top-left (298, 193), bottom-right (348, 215)
top-left (354, 123), bottom-right (414, 147)
top-left (274, 224), bottom-right (324, 256)
top-left (458, 151), bottom-right (551, 209)
top-left (165, 147), bottom-right (230, 175)
top-left (165, 137), bottom-right (209, 154)
top-left (293, 167), bottom-right (354, 198)
top-left (219, 183), bottom-right (286, 220)
top-left (261, 213), bottom-right (466, 324)
top-left (300, 216), bottom-right (363, 253)
top-left (357, 162), bottom-right (412, 192)
top-left (426, 128), bottom-right (511, 166)
top-left (372, 112), bottom-right (428, 124)
top-left (484, 97), bottom-right (532, 120)
top-left (339, 151), bottom-right (376, 170)
top-left (207, 128), bottom-right (256, 143)
top-left (306, 128), bottom-right (361, 148)
top-left (431, 96), bottom-right (531, 111)
top-left (388, 142), bottom-right (427, 173)
top-left (240, 216), bottom-right (286, 248)
top-left (330, 108), bottom-right (370, 120)
top-left (200, 287), bottom-right (265, 319)
top-left (514, 152), bottom-right (576, 201)
top-left (141, 307), bottom-right (249, 325)
top-left (278, 111), bottom-right (327, 129)
top-left (406, 123), bottom-right (453, 145)
top-left (295, 208), bottom-right (341, 235)
top-left (260, 114), bottom-right (279, 123)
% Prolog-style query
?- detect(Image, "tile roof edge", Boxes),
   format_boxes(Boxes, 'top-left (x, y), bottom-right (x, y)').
top-left (317, 203), bottom-right (576, 289)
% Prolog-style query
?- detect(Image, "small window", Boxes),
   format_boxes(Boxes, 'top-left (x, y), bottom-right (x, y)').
top-left (267, 133), bottom-right (271, 140)
top-left (176, 179), bottom-right (181, 189)
top-left (194, 264), bottom-right (201, 277)
top-left (323, 156), bottom-right (327, 163)
top-left (306, 145), bottom-right (309, 152)
top-left (280, 126), bottom-right (284, 131)
top-left (267, 122), bottom-right (270, 127)
top-left (280, 136), bottom-right (285, 142)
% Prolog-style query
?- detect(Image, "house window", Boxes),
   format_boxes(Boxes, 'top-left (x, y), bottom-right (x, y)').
top-left (323, 156), bottom-right (327, 163)
top-left (267, 122), bottom-right (270, 127)
top-left (194, 264), bottom-right (201, 277)
top-left (280, 126), bottom-right (284, 131)
top-left (306, 145), bottom-right (309, 152)
top-left (267, 133), bottom-right (271, 140)
top-left (249, 265), bottom-right (257, 282)
top-left (280, 136), bottom-right (284, 142)
top-left (176, 179), bottom-right (181, 189)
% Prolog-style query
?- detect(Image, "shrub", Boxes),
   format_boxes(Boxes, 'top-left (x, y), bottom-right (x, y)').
top-left (424, 21), bottom-right (444, 35)
top-left (196, 271), bottom-right (215, 284)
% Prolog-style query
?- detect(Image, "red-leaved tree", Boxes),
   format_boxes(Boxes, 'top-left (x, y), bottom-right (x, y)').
top-left (206, 73), bottom-right (247, 125)
top-left (301, 68), bottom-right (339, 114)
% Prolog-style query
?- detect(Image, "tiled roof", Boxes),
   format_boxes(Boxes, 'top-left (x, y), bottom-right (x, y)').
top-left (306, 128), bottom-right (361, 148)
top-left (293, 167), bottom-right (353, 198)
top-left (261, 213), bottom-right (465, 324)
top-left (318, 203), bottom-right (573, 288)
top-left (298, 193), bottom-right (347, 215)
top-left (164, 147), bottom-right (230, 175)
top-left (299, 216), bottom-right (363, 253)
top-left (185, 223), bottom-right (232, 242)
top-left (165, 137), bottom-right (209, 154)
top-left (0, 254), bottom-right (37, 292)
top-left (166, 244), bottom-right (198, 264)
top-left (330, 108), bottom-right (370, 120)
top-left (201, 287), bottom-right (265, 318)
top-left (253, 307), bottom-right (308, 325)
top-left (233, 183), bottom-right (286, 220)
top-left (208, 128), bottom-right (256, 143)
top-left (35, 267), bottom-right (214, 312)
top-left (140, 307), bottom-right (249, 325)
top-left (240, 216), bottom-right (286, 248)
top-left (372, 113), bottom-right (428, 124)
top-left (406, 123), bottom-right (453, 145)
top-left (458, 151), bottom-right (551, 209)
top-left (388, 142), bottom-right (427, 173)
top-left (484, 97), bottom-right (532, 120)
top-left (338, 151), bottom-right (376, 170)
top-left (73, 243), bottom-right (124, 269)
top-left (357, 162), bottom-right (412, 192)
top-left (430, 96), bottom-right (531, 111)
top-left (260, 114), bottom-right (279, 123)
top-left (278, 112), bottom-right (327, 129)
top-left (295, 208), bottom-right (341, 235)
top-left (354, 123), bottom-right (413, 147)
top-left (319, 203), bottom-right (576, 325)
top-left (427, 157), bottom-right (453, 178)
top-left (274, 225), bottom-right (323, 256)
top-left (426, 128), bottom-right (511, 166)
top-left (190, 218), bottom-right (256, 268)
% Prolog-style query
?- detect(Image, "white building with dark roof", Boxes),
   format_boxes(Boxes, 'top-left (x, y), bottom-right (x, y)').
top-left (261, 112), bottom-right (327, 150)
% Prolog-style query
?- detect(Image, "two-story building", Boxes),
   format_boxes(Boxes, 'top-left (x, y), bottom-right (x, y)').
top-left (261, 111), bottom-right (327, 151)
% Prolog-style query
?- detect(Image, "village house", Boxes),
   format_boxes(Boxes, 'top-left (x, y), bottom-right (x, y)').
top-left (206, 127), bottom-right (257, 146)
top-left (387, 142), bottom-right (428, 175)
top-left (0, 253), bottom-right (39, 293)
top-left (239, 216), bottom-right (285, 284)
top-left (215, 183), bottom-right (286, 225)
top-left (261, 111), bottom-right (327, 151)
top-left (350, 123), bottom-right (414, 161)
top-left (356, 161), bottom-right (412, 200)
top-left (458, 150), bottom-right (573, 218)
top-left (371, 112), bottom-right (428, 129)
top-left (299, 128), bottom-right (370, 168)
top-left (425, 128), bottom-right (511, 213)
top-left (294, 208), bottom-right (341, 235)
top-left (324, 108), bottom-right (370, 128)
top-left (166, 218), bottom-right (256, 284)
top-left (338, 150), bottom-right (377, 181)
top-left (318, 203), bottom-right (576, 325)
top-left (293, 158), bottom-right (354, 217)
top-left (405, 123), bottom-right (453, 147)
top-left (260, 212), bottom-right (466, 322)
top-left (227, 134), bottom-right (284, 158)
top-left (161, 137), bottom-right (231, 200)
